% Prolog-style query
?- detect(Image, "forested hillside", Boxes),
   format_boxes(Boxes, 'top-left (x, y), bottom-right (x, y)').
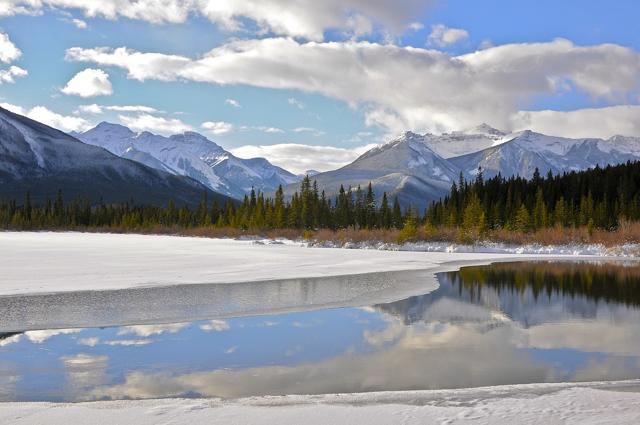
top-left (3, 162), bottom-right (640, 245)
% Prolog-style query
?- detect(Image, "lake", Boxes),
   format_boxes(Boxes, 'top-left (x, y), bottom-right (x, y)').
top-left (2, 260), bottom-right (640, 402)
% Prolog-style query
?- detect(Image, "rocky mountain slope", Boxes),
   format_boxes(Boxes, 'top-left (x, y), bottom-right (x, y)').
top-left (74, 123), bottom-right (300, 199)
top-left (0, 107), bottom-right (231, 206)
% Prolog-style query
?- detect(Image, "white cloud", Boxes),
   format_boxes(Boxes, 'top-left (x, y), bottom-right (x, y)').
top-left (293, 127), bottom-right (325, 136)
top-left (61, 68), bottom-right (113, 97)
top-left (71, 18), bottom-right (87, 28)
top-left (427, 24), bottom-right (469, 47)
top-left (1, 102), bottom-right (93, 132)
top-left (77, 104), bottom-right (159, 114)
top-left (29, 105), bottom-right (93, 132)
top-left (200, 319), bottom-right (230, 332)
top-left (77, 103), bottom-right (103, 114)
top-left (239, 125), bottom-right (284, 133)
top-left (103, 339), bottom-right (152, 346)
top-left (0, 65), bottom-right (27, 84)
top-left (225, 98), bottom-right (241, 108)
top-left (0, 0), bottom-right (436, 41)
top-left (256, 126), bottom-right (284, 133)
top-left (287, 97), bottom-right (305, 109)
top-left (231, 143), bottom-right (376, 173)
top-left (24, 328), bottom-right (81, 343)
top-left (119, 113), bottom-right (192, 135)
top-left (117, 323), bottom-right (188, 337)
top-left (78, 337), bottom-right (100, 347)
top-left (510, 105), bottom-right (640, 139)
top-left (65, 38), bottom-right (640, 135)
top-left (0, 32), bottom-right (26, 84)
top-left (201, 120), bottom-right (233, 135)
top-left (0, 31), bottom-right (21, 63)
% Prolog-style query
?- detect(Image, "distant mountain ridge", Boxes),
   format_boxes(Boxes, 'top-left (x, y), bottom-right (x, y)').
top-left (0, 106), bottom-right (232, 206)
top-left (73, 123), bottom-right (301, 199)
top-left (285, 125), bottom-right (640, 210)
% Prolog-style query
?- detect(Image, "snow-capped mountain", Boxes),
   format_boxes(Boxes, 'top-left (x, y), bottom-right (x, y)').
top-left (74, 123), bottom-right (300, 199)
top-left (0, 106), bottom-right (232, 206)
top-left (289, 126), bottom-right (640, 209)
top-left (451, 130), bottom-right (640, 179)
top-left (284, 131), bottom-right (461, 210)
top-left (422, 123), bottom-right (508, 158)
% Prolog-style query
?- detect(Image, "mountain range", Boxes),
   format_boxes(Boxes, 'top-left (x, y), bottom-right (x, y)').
top-left (3, 106), bottom-right (640, 210)
top-left (0, 106), bottom-right (232, 206)
top-left (285, 125), bottom-right (640, 210)
top-left (72, 123), bottom-right (300, 199)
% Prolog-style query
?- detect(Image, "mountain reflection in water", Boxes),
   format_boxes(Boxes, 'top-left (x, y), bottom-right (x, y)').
top-left (2, 260), bottom-right (640, 402)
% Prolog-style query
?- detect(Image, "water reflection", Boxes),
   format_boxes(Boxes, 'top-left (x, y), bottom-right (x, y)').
top-left (2, 260), bottom-right (640, 401)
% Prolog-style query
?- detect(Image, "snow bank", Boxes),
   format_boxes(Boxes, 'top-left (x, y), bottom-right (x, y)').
top-left (2, 381), bottom-right (640, 425)
top-left (0, 231), bottom-right (568, 296)
top-left (311, 239), bottom-right (640, 257)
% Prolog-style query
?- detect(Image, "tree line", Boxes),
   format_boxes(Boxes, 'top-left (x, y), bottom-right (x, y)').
top-left (425, 161), bottom-right (640, 238)
top-left (2, 161), bottom-right (640, 236)
top-left (0, 177), bottom-right (408, 231)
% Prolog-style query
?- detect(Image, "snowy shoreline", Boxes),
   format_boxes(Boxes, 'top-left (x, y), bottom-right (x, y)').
top-left (1, 231), bottom-right (636, 297)
top-left (2, 380), bottom-right (640, 424)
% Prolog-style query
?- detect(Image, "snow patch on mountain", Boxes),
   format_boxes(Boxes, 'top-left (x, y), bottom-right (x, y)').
top-left (75, 122), bottom-right (300, 199)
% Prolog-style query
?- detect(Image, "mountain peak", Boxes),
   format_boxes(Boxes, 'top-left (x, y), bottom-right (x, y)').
top-left (464, 123), bottom-right (506, 137)
top-left (94, 121), bottom-right (134, 134)
top-left (400, 130), bottom-right (424, 140)
top-left (169, 131), bottom-right (223, 149)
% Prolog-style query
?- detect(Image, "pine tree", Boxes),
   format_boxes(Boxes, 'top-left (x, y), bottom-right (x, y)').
top-left (379, 192), bottom-right (391, 229)
top-left (391, 196), bottom-right (402, 229)
top-left (397, 208), bottom-right (418, 244)
top-left (514, 204), bottom-right (531, 232)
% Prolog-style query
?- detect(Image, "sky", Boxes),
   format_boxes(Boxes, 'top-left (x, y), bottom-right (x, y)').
top-left (0, 0), bottom-right (639, 173)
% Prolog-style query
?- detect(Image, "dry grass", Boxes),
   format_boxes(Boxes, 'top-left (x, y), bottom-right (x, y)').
top-left (13, 221), bottom-right (640, 247)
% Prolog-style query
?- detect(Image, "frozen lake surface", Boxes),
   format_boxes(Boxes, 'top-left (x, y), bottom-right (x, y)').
top-left (3, 260), bottom-right (640, 403)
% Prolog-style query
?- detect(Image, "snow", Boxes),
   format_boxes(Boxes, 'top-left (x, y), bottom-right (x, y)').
top-left (75, 123), bottom-right (299, 198)
top-left (0, 231), bottom-right (539, 296)
top-left (2, 381), bottom-right (640, 424)
top-left (309, 238), bottom-right (640, 257)
top-left (1, 232), bottom-right (633, 297)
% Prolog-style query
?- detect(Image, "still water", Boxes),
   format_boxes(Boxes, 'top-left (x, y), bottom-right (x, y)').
top-left (2, 261), bottom-right (640, 402)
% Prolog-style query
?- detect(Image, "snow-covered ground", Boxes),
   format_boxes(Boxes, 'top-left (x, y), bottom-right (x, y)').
top-left (312, 239), bottom-right (640, 257)
top-left (2, 381), bottom-right (640, 424)
top-left (0, 231), bottom-right (591, 296)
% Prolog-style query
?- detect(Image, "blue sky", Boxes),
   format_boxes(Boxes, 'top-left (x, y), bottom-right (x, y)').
top-left (0, 0), bottom-right (638, 172)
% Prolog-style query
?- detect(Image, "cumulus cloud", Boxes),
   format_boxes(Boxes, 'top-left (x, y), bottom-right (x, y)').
top-left (119, 113), bottom-right (192, 135)
top-left (71, 18), bottom-right (87, 29)
top-left (201, 120), bottom-right (233, 135)
top-left (0, 65), bottom-right (27, 84)
top-left (427, 24), bottom-right (469, 47)
top-left (231, 143), bottom-right (376, 174)
top-left (77, 104), bottom-right (159, 114)
top-left (225, 98), bottom-right (241, 108)
top-left (1, 102), bottom-right (93, 132)
top-left (0, 0), bottom-right (436, 40)
top-left (510, 105), bottom-right (640, 139)
top-left (0, 31), bottom-right (21, 63)
top-left (200, 319), bottom-right (230, 332)
top-left (61, 68), bottom-right (113, 97)
top-left (0, 31), bottom-right (26, 84)
top-left (65, 38), bottom-right (640, 135)
top-left (117, 323), bottom-right (189, 337)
